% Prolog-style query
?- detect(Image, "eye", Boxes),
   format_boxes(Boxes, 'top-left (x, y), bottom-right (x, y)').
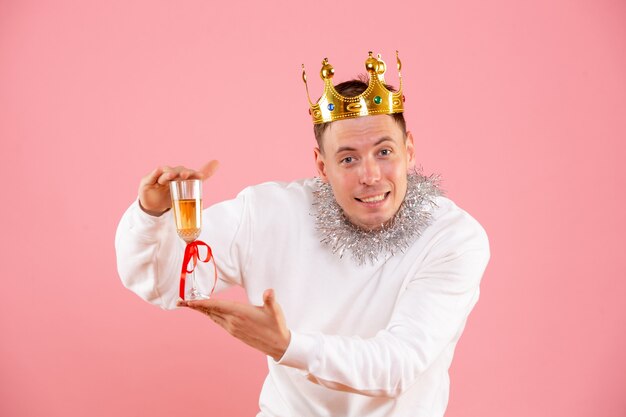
top-left (341, 156), bottom-right (354, 164)
top-left (379, 148), bottom-right (392, 156)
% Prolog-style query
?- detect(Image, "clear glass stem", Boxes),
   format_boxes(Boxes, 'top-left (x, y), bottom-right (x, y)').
top-left (189, 269), bottom-right (199, 299)
top-left (189, 269), bottom-right (209, 300)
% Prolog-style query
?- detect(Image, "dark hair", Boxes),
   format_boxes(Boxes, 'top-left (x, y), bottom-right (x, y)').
top-left (313, 77), bottom-right (407, 152)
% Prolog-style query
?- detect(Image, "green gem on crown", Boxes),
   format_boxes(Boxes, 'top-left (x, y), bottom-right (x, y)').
top-left (373, 96), bottom-right (382, 104)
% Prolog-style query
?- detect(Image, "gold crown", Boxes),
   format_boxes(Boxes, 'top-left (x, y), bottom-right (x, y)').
top-left (302, 51), bottom-right (405, 125)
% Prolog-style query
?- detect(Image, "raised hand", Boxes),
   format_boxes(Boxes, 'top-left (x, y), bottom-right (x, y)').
top-left (138, 160), bottom-right (219, 216)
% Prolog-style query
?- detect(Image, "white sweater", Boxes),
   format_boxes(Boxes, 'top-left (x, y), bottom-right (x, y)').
top-left (115, 178), bottom-right (490, 417)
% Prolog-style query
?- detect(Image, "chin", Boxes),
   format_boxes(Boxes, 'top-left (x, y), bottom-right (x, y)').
top-left (352, 213), bottom-right (394, 231)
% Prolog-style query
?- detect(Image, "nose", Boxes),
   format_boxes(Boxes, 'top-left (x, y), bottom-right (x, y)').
top-left (359, 156), bottom-right (381, 185)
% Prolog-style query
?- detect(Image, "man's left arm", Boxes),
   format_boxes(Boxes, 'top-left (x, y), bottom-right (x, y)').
top-left (277, 235), bottom-right (489, 398)
top-left (182, 220), bottom-right (489, 398)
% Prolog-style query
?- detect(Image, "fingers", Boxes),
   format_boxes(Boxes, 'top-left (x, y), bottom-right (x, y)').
top-left (144, 161), bottom-right (219, 185)
top-left (180, 303), bottom-right (228, 326)
top-left (178, 167), bottom-right (197, 180)
top-left (159, 166), bottom-right (189, 183)
top-left (180, 160), bottom-right (219, 181)
top-left (179, 300), bottom-right (230, 329)
top-left (178, 300), bottom-right (224, 317)
top-left (142, 167), bottom-right (164, 186)
top-left (140, 167), bottom-right (171, 188)
top-left (139, 166), bottom-right (176, 186)
top-left (156, 169), bottom-right (176, 185)
top-left (141, 166), bottom-right (190, 187)
top-left (186, 299), bottom-right (236, 315)
top-left (180, 295), bottom-right (272, 315)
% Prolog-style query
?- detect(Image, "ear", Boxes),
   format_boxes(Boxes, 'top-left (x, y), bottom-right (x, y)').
top-left (313, 147), bottom-right (329, 182)
top-left (405, 131), bottom-right (416, 169)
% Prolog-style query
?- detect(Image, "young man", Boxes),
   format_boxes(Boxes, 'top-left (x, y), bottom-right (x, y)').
top-left (115, 51), bottom-right (490, 417)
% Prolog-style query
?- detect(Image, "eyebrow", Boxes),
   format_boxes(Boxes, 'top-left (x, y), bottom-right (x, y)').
top-left (335, 137), bottom-right (394, 155)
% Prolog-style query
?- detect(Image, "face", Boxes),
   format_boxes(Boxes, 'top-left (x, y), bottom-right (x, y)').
top-left (314, 114), bottom-right (415, 230)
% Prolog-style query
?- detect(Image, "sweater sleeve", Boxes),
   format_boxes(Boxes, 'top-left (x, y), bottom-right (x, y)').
top-left (277, 212), bottom-right (490, 398)
top-left (114, 192), bottom-right (251, 310)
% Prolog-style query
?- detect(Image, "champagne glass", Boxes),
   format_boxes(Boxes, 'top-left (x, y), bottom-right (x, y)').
top-left (170, 179), bottom-right (208, 300)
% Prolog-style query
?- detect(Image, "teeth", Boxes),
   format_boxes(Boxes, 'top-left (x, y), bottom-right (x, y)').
top-left (360, 194), bottom-right (386, 203)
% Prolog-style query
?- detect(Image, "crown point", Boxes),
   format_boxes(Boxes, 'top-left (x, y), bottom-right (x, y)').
top-left (376, 58), bottom-right (386, 75)
top-left (320, 60), bottom-right (335, 79)
top-left (365, 54), bottom-right (378, 73)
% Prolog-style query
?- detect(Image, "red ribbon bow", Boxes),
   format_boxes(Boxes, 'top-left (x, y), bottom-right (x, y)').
top-left (179, 240), bottom-right (218, 300)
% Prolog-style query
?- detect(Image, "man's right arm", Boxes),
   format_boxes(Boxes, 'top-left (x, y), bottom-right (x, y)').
top-left (115, 199), bottom-right (183, 309)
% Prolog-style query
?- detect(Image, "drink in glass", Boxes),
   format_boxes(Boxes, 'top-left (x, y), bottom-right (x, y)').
top-left (170, 179), bottom-right (208, 299)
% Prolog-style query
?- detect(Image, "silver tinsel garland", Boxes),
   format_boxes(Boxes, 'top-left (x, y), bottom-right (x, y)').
top-left (311, 171), bottom-right (442, 265)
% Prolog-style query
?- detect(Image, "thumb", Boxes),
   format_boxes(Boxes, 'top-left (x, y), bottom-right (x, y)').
top-left (199, 160), bottom-right (220, 180)
top-left (263, 289), bottom-right (276, 309)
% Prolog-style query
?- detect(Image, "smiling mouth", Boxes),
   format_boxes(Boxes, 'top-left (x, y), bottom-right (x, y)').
top-left (355, 192), bottom-right (390, 203)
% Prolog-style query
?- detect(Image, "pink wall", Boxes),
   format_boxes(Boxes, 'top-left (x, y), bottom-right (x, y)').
top-left (1, 0), bottom-right (624, 416)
